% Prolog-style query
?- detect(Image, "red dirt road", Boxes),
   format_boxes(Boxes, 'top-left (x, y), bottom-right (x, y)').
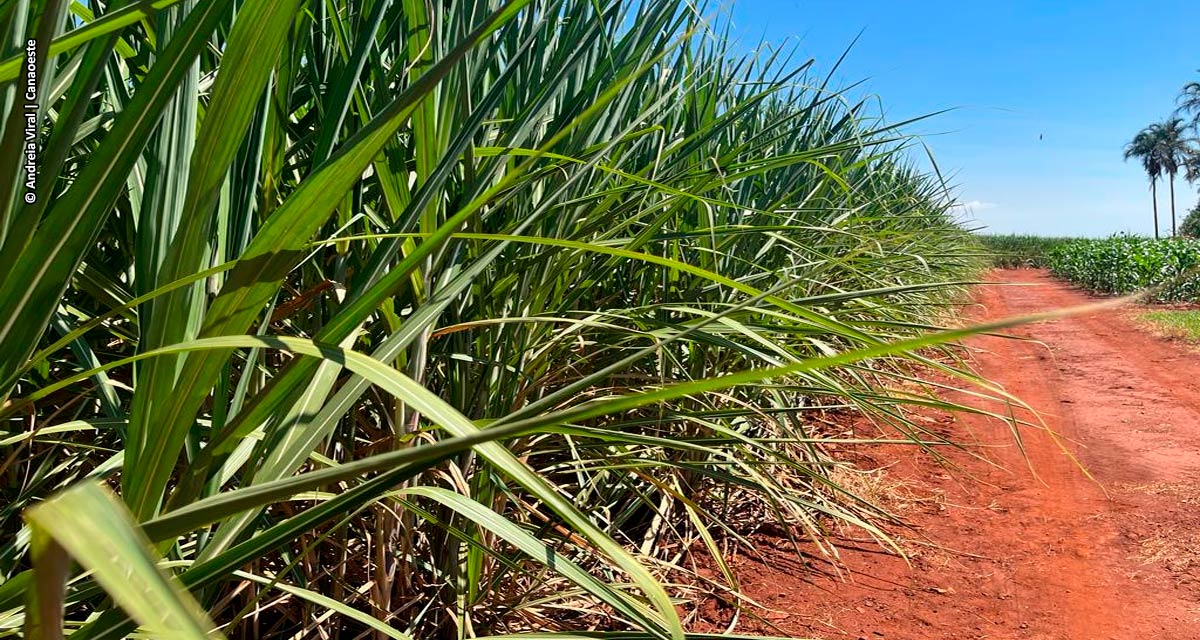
top-left (715, 269), bottom-right (1200, 639)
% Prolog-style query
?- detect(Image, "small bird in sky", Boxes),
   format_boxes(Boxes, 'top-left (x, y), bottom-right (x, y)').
top-left (1039, 134), bottom-right (1044, 141)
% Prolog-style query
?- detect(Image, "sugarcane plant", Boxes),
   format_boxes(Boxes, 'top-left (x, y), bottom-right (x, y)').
top-left (0, 1), bottom-right (1006, 638)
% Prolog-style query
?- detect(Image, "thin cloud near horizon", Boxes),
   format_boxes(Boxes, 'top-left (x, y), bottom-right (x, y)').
top-left (950, 200), bottom-right (998, 211)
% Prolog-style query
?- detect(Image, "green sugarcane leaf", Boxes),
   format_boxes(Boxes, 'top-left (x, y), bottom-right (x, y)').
top-left (0, 0), bottom-right (232, 394)
top-left (0, 0), bottom-right (193, 82)
top-left (23, 483), bottom-right (223, 640)
top-left (123, 0), bottom-right (535, 522)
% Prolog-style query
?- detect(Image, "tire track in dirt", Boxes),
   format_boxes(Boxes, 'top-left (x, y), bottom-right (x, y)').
top-left (702, 269), bottom-right (1200, 640)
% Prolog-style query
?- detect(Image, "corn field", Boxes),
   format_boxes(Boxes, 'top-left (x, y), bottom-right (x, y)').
top-left (1048, 235), bottom-right (1200, 301)
top-left (0, 1), bottom-right (996, 638)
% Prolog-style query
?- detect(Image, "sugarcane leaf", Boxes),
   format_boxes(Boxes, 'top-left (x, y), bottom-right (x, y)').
top-left (23, 483), bottom-right (223, 640)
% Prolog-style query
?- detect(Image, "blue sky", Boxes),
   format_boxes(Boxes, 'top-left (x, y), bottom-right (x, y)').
top-left (727, 0), bottom-right (1200, 237)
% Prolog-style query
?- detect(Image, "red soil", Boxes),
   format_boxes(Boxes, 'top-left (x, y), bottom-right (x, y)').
top-left (706, 269), bottom-right (1200, 639)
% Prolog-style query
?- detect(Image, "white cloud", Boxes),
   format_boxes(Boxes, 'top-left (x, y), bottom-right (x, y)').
top-left (949, 200), bottom-right (998, 211)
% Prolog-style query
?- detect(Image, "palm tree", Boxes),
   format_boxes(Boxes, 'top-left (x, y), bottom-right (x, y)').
top-left (1147, 118), bottom-right (1190, 236)
top-left (1179, 78), bottom-right (1200, 225)
top-left (1186, 152), bottom-right (1200, 184)
top-left (1179, 78), bottom-right (1200, 127)
top-left (1185, 150), bottom-right (1200, 233)
top-left (1125, 127), bottom-right (1163, 238)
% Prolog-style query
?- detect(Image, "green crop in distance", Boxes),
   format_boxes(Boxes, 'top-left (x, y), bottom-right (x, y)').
top-left (977, 234), bottom-right (1079, 268)
top-left (1047, 234), bottom-right (1200, 302)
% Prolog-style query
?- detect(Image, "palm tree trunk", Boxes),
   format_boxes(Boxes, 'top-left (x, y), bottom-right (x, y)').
top-left (1169, 172), bottom-right (1177, 236)
top-left (1152, 178), bottom-right (1160, 239)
